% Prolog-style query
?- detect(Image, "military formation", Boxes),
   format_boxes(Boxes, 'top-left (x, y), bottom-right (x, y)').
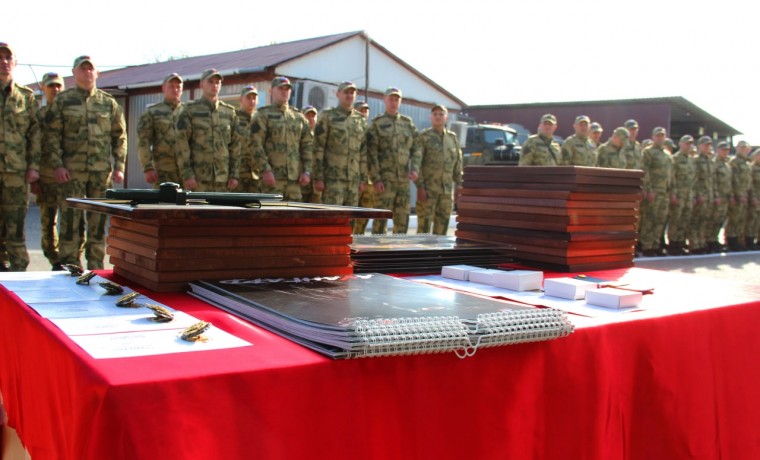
top-left (519, 113), bottom-right (760, 255)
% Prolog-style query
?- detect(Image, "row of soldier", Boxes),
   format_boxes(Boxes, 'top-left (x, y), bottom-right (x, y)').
top-left (0, 43), bottom-right (463, 272)
top-left (519, 114), bottom-right (760, 255)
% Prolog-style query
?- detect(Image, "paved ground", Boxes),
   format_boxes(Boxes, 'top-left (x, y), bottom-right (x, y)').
top-left (22, 205), bottom-right (760, 284)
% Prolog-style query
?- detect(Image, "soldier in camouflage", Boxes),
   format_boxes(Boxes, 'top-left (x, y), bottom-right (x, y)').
top-left (667, 135), bottom-right (696, 255)
top-left (176, 69), bottom-right (240, 193)
top-left (518, 114), bottom-right (560, 166)
top-left (639, 127), bottom-right (672, 256)
top-left (313, 82), bottom-right (367, 208)
top-left (726, 140), bottom-right (752, 250)
top-left (708, 141), bottom-right (732, 253)
top-left (416, 104), bottom-right (462, 235)
top-left (137, 73), bottom-right (184, 187)
top-left (560, 115), bottom-right (596, 166)
top-left (595, 127), bottom-right (629, 169)
top-left (251, 76), bottom-right (313, 201)
top-left (34, 72), bottom-right (68, 270)
top-left (745, 149), bottom-right (760, 250)
top-left (688, 136), bottom-right (715, 254)
top-left (622, 119), bottom-right (642, 170)
top-left (0, 42), bottom-right (40, 271)
top-left (301, 105), bottom-right (321, 203)
top-left (235, 85), bottom-right (260, 193)
top-left (45, 55), bottom-right (125, 270)
top-left (366, 87), bottom-right (421, 234)
top-left (588, 122), bottom-right (603, 149)
top-left (352, 100), bottom-right (375, 234)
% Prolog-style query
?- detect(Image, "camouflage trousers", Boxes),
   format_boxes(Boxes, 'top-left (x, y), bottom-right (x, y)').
top-left (746, 201), bottom-right (760, 241)
top-left (36, 178), bottom-right (63, 265)
top-left (261, 179), bottom-right (303, 201)
top-left (372, 180), bottom-right (411, 234)
top-left (153, 167), bottom-right (182, 188)
top-left (301, 181), bottom-right (322, 204)
top-left (708, 197), bottom-right (730, 244)
top-left (726, 200), bottom-right (748, 239)
top-left (194, 181), bottom-right (230, 193)
top-left (235, 177), bottom-right (260, 194)
top-left (640, 192), bottom-right (669, 250)
top-left (416, 189), bottom-right (453, 235)
top-left (689, 200), bottom-right (713, 251)
top-left (352, 184), bottom-right (375, 234)
top-left (667, 198), bottom-right (692, 242)
top-left (322, 179), bottom-right (360, 207)
top-left (59, 172), bottom-right (111, 270)
top-left (0, 173), bottom-right (30, 271)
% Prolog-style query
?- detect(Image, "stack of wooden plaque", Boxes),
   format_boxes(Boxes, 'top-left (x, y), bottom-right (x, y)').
top-left (455, 166), bottom-right (643, 272)
top-left (68, 199), bottom-right (391, 292)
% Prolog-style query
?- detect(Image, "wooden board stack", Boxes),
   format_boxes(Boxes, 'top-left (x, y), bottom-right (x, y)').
top-left (455, 166), bottom-right (644, 272)
top-left (68, 200), bottom-right (391, 292)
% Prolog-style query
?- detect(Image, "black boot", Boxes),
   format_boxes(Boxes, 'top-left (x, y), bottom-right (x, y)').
top-left (727, 237), bottom-right (742, 252)
top-left (746, 237), bottom-right (758, 251)
top-left (706, 241), bottom-right (719, 254)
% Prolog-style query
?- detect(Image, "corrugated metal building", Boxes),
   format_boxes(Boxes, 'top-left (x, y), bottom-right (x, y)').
top-left (37, 31), bottom-right (465, 188)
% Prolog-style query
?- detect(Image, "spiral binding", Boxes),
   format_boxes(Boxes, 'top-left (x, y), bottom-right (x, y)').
top-left (471, 309), bottom-right (575, 348)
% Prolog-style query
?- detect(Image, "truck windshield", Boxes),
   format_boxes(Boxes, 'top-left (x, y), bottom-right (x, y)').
top-left (483, 129), bottom-right (516, 145)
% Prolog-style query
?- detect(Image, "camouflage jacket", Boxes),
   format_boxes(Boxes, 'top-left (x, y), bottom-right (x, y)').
top-left (251, 103), bottom-right (313, 182)
top-left (1, 81), bottom-right (40, 173)
top-left (366, 112), bottom-right (421, 183)
top-left (417, 127), bottom-right (463, 195)
top-left (313, 105), bottom-right (367, 183)
top-left (713, 156), bottom-right (732, 199)
top-left (641, 145), bottom-right (672, 193)
top-left (235, 109), bottom-right (258, 179)
top-left (37, 104), bottom-right (53, 179)
top-left (623, 139), bottom-right (642, 170)
top-left (518, 134), bottom-right (560, 166)
top-left (670, 150), bottom-right (695, 199)
top-left (692, 152), bottom-right (715, 202)
top-left (595, 141), bottom-right (627, 169)
top-left (45, 86), bottom-right (127, 173)
top-left (729, 154), bottom-right (751, 200)
top-left (560, 133), bottom-right (596, 166)
top-left (137, 100), bottom-right (182, 173)
top-left (176, 98), bottom-right (240, 183)
top-left (751, 162), bottom-right (760, 203)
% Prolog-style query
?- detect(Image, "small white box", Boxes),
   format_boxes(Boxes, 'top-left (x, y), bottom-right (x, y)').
top-left (441, 265), bottom-right (481, 281)
top-left (585, 287), bottom-right (643, 309)
top-left (468, 269), bottom-right (502, 285)
top-left (543, 277), bottom-right (598, 300)
top-left (491, 270), bottom-right (543, 291)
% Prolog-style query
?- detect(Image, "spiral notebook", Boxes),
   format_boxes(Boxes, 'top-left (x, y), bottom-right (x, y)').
top-left (189, 274), bottom-right (574, 359)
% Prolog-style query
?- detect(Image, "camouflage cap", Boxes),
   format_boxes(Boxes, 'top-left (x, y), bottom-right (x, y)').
top-left (73, 55), bottom-right (94, 69)
top-left (665, 138), bottom-right (677, 150)
top-left (679, 134), bottom-right (695, 144)
top-left (652, 127), bottom-right (667, 136)
top-left (201, 68), bottom-right (223, 82)
top-left (240, 85), bottom-right (258, 97)
top-left (0, 42), bottom-right (13, 56)
top-left (338, 81), bottom-right (357, 92)
top-left (574, 115), bottom-right (590, 124)
top-left (590, 122), bottom-right (603, 133)
top-left (697, 135), bottom-right (712, 145)
top-left (385, 87), bottom-right (402, 97)
top-left (736, 140), bottom-right (751, 148)
top-left (541, 114), bottom-right (557, 125)
top-left (302, 105), bottom-right (317, 115)
top-left (716, 141), bottom-right (730, 149)
top-left (353, 100), bottom-right (369, 110)
top-left (162, 73), bottom-right (183, 85)
top-left (624, 119), bottom-right (639, 129)
top-left (271, 76), bottom-right (291, 89)
top-left (431, 104), bottom-right (448, 113)
top-left (41, 72), bottom-right (64, 87)
top-left (613, 127), bottom-right (629, 139)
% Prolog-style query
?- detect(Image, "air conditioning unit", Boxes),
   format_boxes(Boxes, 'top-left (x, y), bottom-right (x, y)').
top-left (297, 81), bottom-right (338, 112)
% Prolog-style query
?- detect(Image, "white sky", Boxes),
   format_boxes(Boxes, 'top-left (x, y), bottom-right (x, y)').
top-left (6, 0), bottom-right (760, 140)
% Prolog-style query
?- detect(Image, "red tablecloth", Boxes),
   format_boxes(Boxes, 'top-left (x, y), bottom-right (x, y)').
top-left (1, 268), bottom-right (760, 460)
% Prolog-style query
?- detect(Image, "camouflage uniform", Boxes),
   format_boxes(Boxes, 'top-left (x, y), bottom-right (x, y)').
top-left (353, 178), bottom-right (375, 234)
top-left (45, 86), bottom-right (126, 269)
top-left (251, 104), bottom-right (313, 201)
top-left (416, 127), bottom-right (462, 235)
top-left (667, 149), bottom-right (695, 248)
top-left (709, 154), bottom-right (732, 249)
top-left (623, 140), bottom-right (642, 170)
top-left (0, 80), bottom-right (39, 271)
top-left (518, 134), bottom-right (560, 166)
top-left (313, 105), bottom-right (367, 206)
top-left (746, 160), bottom-right (760, 248)
top-left (726, 153), bottom-right (751, 243)
top-left (366, 112), bottom-right (421, 234)
top-left (639, 144), bottom-right (672, 251)
top-left (234, 108), bottom-right (259, 193)
top-left (689, 150), bottom-right (715, 252)
top-left (596, 141), bottom-right (627, 169)
top-left (137, 99), bottom-right (183, 186)
top-left (560, 133), bottom-right (596, 166)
